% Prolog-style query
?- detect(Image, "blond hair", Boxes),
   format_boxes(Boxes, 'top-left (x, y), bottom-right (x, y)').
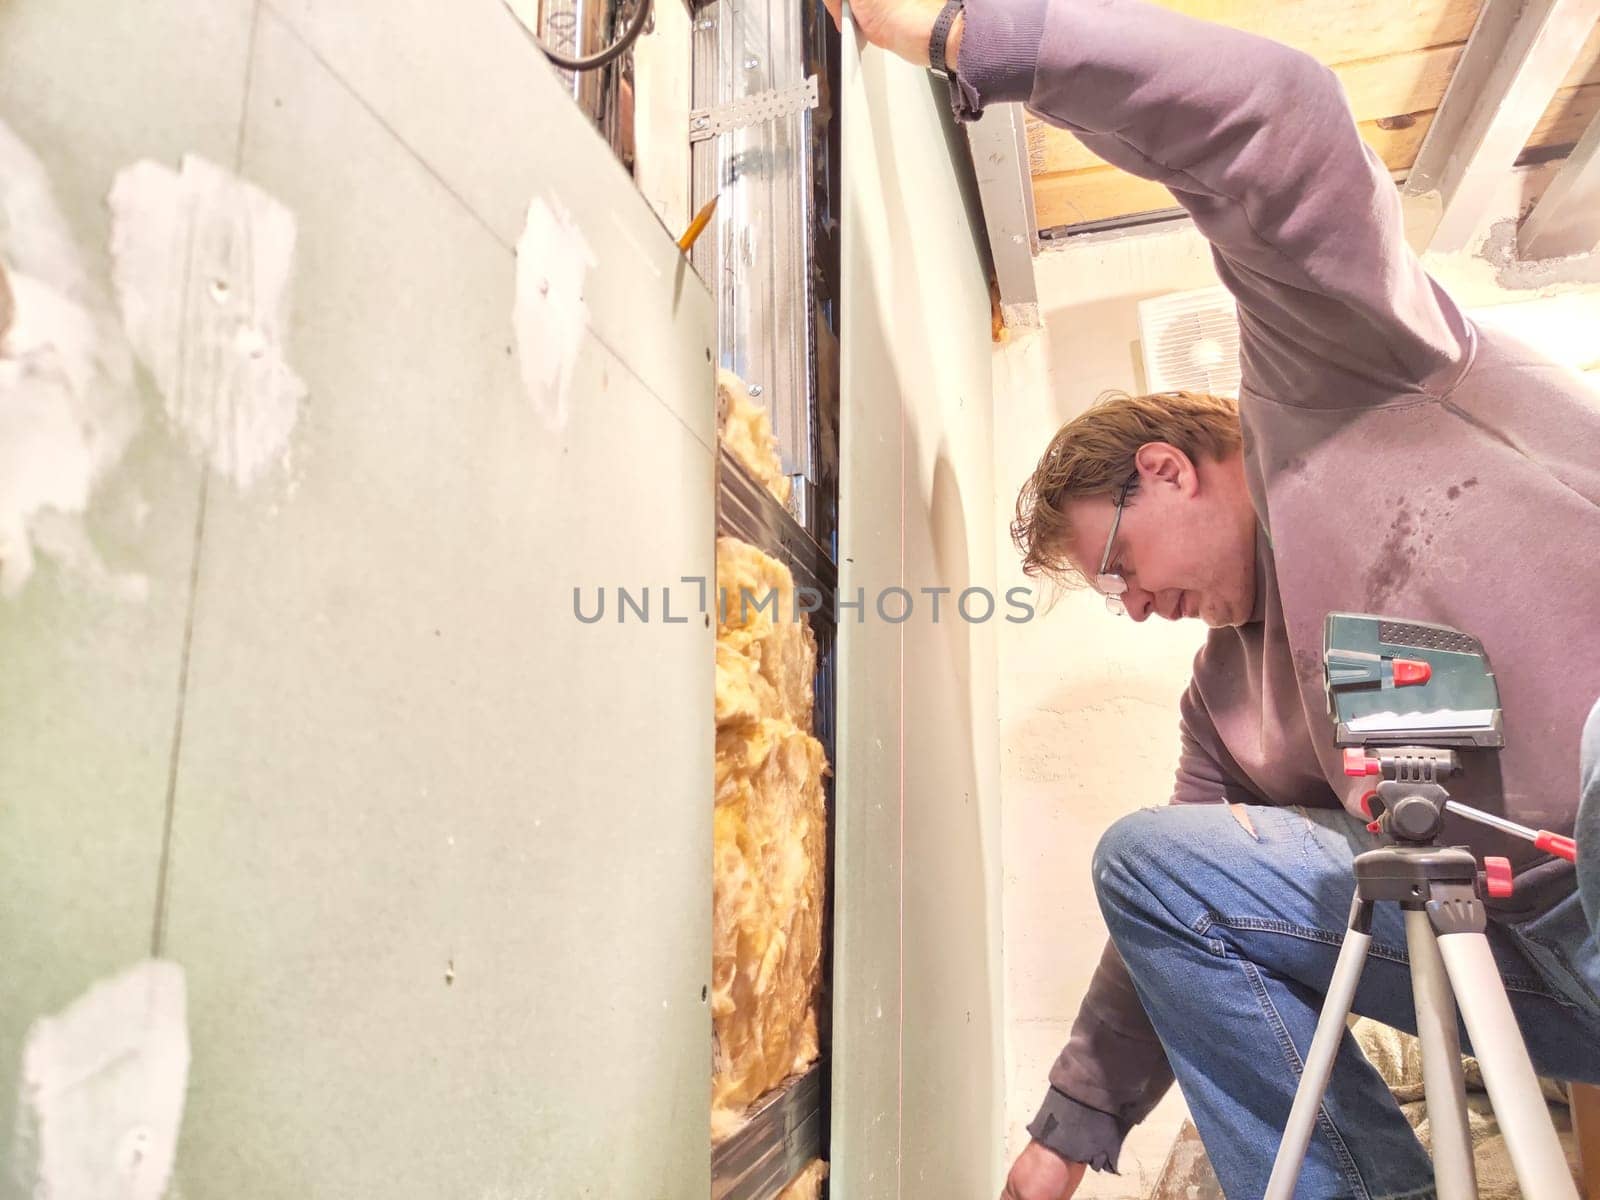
top-left (1011, 390), bottom-right (1242, 583)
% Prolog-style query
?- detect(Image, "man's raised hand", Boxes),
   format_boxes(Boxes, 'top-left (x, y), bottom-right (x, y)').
top-left (819, 0), bottom-right (951, 66)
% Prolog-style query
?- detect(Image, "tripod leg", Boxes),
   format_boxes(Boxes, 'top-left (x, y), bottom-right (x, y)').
top-left (1406, 909), bottom-right (1477, 1199)
top-left (1437, 930), bottom-right (1579, 1199)
top-left (1266, 896), bottom-right (1374, 1200)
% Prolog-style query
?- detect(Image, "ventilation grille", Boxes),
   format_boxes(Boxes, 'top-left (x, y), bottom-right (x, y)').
top-left (1379, 620), bottom-right (1482, 655)
top-left (1137, 285), bottom-right (1242, 396)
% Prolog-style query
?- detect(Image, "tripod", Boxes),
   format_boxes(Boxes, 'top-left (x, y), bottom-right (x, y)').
top-left (1264, 747), bottom-right (1578, 1200)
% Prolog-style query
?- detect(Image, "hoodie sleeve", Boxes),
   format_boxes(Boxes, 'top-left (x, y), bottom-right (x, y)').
top-left (1024, 678), bottom-right (1279, 1169)
top-left (1026, 938), bottom-right (1171, 1171)
top-left (952, 0), bottom-right (1473, 409)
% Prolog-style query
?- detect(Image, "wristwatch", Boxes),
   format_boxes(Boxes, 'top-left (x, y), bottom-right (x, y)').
top-left (928, 0), bottom-right (964, 79)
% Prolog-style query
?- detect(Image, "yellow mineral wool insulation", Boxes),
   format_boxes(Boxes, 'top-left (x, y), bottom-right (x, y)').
top-left (775, 1159), bottom-right (829, 1200)
top-left (711, 536), bottom-right (827, 1140)
top-left (716, 368), bottom-right (791, 504)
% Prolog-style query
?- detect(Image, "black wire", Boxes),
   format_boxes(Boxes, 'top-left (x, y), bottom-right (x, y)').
top-left (534, 0), bottom-right (653, 72)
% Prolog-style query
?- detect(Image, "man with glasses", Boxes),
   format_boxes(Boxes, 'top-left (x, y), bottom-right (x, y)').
top-left (821, 0), bottom-right (1600, 1196)
top-left (1090, 475), bottom-right (1134, 617)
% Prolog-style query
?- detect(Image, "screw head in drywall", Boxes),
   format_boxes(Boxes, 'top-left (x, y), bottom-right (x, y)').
top-left (116, 1126), bottom-right (153, 1177)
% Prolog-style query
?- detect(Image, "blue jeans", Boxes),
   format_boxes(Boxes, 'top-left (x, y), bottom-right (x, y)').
top-left (1580, 696), bottom-right (1600, 938)
top-left (1095, 802), bottom-right (1600, 1200)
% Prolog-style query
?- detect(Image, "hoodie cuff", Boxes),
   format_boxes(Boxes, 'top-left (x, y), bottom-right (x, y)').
top-left (950, 0), bottom-right (1047, 122)
top-left (1025, 1087), bottom-right (1128, 1174)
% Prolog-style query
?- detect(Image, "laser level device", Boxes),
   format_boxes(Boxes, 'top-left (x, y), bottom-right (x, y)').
top-left (1324, 613), bottom-right (1503, 749)
top-left (1323, 613), bottom-right (1575, 861)
top-left (1266, 613), bottom-right (1579, 1200)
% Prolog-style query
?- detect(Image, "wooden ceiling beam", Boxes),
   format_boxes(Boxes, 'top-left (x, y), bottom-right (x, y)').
top-left (1027, 22), bottom-right (1600, 179)
top-left (1402, 0), bottom-right (1600, 252)
top-left (1134, 0), bottom-right (1482, 68)
top-left (1520, 108), bottom-right (1600, 257)
top-left (1031, 82), bottom-right (1600, 231)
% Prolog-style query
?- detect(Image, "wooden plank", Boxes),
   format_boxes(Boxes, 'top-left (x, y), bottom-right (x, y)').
top-left (1521, 107), bottom-right (1600, 257)
top-left (1403, 0), bottom-right (1600, 252)
top-left (1366, 82), bottom-right (1600, 166)
top-left (1032, 81), bottom-right (1600, 230)
top-left (1027, 22), bottom-right (1600, 178)
top-left (1526, 78), bottom-right (1600, 152)
top-left (1031, 171), bottom-right (1180, 230)
top-left (1573, 1083), bottom-right (1600, 1199)
top-left (1133, 0), bottom-right (1482, 67)
top-left (1150, 1121), bottom-right (1223, 1200)
top-left (1030, 44), bottom-right (1462, 176)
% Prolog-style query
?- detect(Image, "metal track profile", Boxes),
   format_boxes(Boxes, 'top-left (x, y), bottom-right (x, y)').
top-left (711, 1064), bottom-right (827, 1200)
top-left (689, 0), bottom-right (839, 544)
top-left (716, 447), bottom-right (837, 603)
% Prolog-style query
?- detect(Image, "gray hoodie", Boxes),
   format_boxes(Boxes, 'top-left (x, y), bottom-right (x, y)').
top-left (953, 0), bottom-right (1600, 1169)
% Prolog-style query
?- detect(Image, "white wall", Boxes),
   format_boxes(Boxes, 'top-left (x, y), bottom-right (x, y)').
top-left (993, 226), bottom-right (1216, 1198)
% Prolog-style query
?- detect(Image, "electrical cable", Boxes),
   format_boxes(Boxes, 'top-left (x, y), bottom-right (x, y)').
top-left (532, 0), bottom-right (653, 72)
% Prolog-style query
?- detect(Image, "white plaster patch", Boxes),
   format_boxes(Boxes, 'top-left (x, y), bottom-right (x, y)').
top-left (514, 195), bottom-right (595, 429)
top-left (999, 300), bottom-right (1042, 331)
top-left (0, 120), bottom-right (142, 599)
top-left (11, 961), bottom-right (190, 1200)
top-left (108, 155), bottom-right (304, 489)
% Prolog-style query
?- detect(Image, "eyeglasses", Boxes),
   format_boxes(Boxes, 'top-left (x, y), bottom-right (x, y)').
top-left (1094, 475), bottom-right (1137, 616)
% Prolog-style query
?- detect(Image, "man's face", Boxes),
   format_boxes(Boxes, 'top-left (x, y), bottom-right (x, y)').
top-left (1061, 444), bottom-right (1257, 628)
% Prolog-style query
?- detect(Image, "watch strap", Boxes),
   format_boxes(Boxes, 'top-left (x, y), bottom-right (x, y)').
top-left (928, 0), bottom-right (964, 78)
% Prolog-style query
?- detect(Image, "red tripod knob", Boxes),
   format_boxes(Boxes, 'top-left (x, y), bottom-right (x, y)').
top-left (1483, 856), bottom-right (1514, 899)
top-left (1534, 831), bottom-right (1577, 863)
top-left (1343, 748), bottom-right (1380, 777)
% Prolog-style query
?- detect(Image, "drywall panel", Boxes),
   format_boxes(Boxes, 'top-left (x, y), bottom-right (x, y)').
top-left (836, 31), bottom-right (1004, 1200)
top-left (149, 9), bottom-right (717, 1198)
top-left (261, 0), bottom-right (713, 453)
top-left (260, 0), bottom-right (564, 248)
top-left (0, 0), bottom-right (254, 1161)
top-left (834, 107), bottom-right (906, 1197)
top-left (0, 0), bottom-right (255, 245)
